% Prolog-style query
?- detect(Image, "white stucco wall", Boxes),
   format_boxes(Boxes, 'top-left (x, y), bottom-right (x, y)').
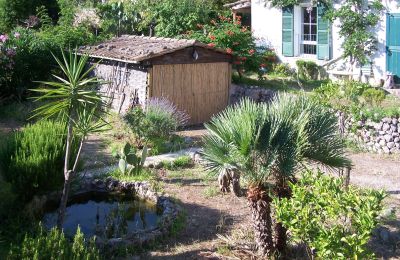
top-left (252, 0), bottom-right (400, 84)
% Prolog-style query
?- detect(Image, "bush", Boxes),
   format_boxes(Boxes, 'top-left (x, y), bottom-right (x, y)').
top-left (125, 98), bottom-right (189, 144)
top-left (0, 120), bottom-right (77, 200)
top-left (296, 60), bottom-right (319, 81)
top-left (360, 87), bottom-right (386, 106)
top-left (186, 14), bottom-right (264, 75)
top-left (272, 63), bottom-right (294, 77)
top-left (162, 155), bottom-right (193, 170)
top-left (274, 170), bottom-right (385, 259)
top-left (7, 225), bottom-right (100, 260)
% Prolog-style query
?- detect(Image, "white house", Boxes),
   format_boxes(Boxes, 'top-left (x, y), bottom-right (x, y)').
top-left (250, 0), bottom-right (400, 85)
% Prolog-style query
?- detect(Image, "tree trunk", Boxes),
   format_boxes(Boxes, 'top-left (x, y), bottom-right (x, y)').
top-left (57, 119), bottom-right (74, 228)
top-left (57, 171), bottom-right (72, 228)
top-left (273, 182), bottom-right (291, 255)
top-left (247, 185), bottom-right (274, 256)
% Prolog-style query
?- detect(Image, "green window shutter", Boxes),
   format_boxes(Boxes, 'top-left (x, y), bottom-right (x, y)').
top-left (282, 6), bottom-right (294, 57)
top-left (317, 3), bottom-right (331, 60)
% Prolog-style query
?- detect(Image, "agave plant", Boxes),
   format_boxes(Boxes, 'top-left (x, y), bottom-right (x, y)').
top-left (202, 94), bottom-right (351, 256)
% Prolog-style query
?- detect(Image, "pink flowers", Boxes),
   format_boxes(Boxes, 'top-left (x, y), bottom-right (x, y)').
top-left (0, 34), bottom-right (8, 43)
top-left (207, 43), bottom-right (216, 48)
top-left (248, 49), bottom-right (255, 55)
top-left (226, 48), bottom-right (233, 54)
top-left (209, 35), bottom-right (216, 41)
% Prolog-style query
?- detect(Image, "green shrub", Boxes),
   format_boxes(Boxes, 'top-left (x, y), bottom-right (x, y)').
top-left (125, 98), bottom-right (189, 143)
top-left (0, 178), bottom-right (17, 219)
top-left (272, 63), bottom-right (294, 77)
top-left (296, 60), bottom-right (319, 81)
top-left (0, 120), bottom-right (77, 200)
top-left (162, 155), bottom-right (193, 170)
top-left (274, 170), bottom-right (386, 259)
top-left (7, 225), bottom-right (100, 260)
top-left (360, 87), bottom-right (386, 106)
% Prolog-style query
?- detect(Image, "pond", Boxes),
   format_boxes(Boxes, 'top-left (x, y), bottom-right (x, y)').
top-left (43, 191), bottom-right (162, 238)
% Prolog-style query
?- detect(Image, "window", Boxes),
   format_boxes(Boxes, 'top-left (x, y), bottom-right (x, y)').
top-left (301, 7), bottom-right (317, 55)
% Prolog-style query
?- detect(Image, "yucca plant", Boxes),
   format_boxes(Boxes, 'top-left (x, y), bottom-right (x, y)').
top-left (32, 49), bottom-right (107, 228)
top-left (202, 94), bottom-right (351, 256)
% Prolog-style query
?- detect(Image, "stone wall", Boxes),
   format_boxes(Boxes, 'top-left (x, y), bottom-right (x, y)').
top-left (352, 117), bottom-right (400, 154)
top-left (93, 61), bottom-right (149, 114)
top-left (229, 83), bottom-right (275, 104)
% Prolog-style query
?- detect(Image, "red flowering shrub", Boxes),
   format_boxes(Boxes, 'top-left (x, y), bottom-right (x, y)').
top-left (185, 15), bottom-right (265, 76)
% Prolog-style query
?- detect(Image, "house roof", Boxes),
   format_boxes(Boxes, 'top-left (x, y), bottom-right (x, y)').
top-left (224, 0), bottom-right (251, 11)
top-left (79, 35), bottom-right (228, 64)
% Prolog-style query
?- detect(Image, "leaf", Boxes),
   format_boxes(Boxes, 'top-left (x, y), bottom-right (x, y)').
top-left (119, 158), bottom-right (127, 174)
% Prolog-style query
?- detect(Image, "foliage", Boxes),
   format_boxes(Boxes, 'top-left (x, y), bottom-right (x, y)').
top-left (272, 63), bottom-right (295, 77)
top-left (125, 98), bottom-right (189, 144)
top-left (0, 120), bottom-right (78, 200)
top-left (97, 1), bottom-right (142, 37)
top-left (186, 14), bottom-right (264, 75)
top-left (135, 0), bottom-right (221, 37)
top-left (296, 60), bottom-right (319, 81)
top-left (325, 0), bottom-right (384, 67)
top-left (7, 224), bottom-right (100, 260)
top-left (32, 49), bottom-right (107, 227)
top-left (161, 156), bottom-right (193, 170)
top-left (312, 80), bottom-right (391, 122)
top-left (0, 177), bottom-right (17, 219)
top-left (274, 170), bottom-right (386, 259)
top-left (109, 167), bottom-right (155, 182)
top-left (359, 106), bottom-right (400, 122)
top-left (117, 142), bottom-right (147, 176)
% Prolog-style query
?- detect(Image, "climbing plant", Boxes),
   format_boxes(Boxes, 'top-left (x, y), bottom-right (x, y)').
top-left (263, 0), bottom-right (384, 68)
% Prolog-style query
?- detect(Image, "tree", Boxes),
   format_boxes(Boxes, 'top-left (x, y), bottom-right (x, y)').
top-left (202, 94), bottom-right (351, 256)
top-left (32, 49), bottom-right (107, 227)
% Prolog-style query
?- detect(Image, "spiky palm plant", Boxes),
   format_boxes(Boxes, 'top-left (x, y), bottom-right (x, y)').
top-left (202, 94), bottom-right (351, 256)
top-left (32, 49), bottom-right (107, 228)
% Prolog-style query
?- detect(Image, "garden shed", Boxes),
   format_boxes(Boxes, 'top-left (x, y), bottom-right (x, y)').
top-left (79, 35), bottom-right (232, 124)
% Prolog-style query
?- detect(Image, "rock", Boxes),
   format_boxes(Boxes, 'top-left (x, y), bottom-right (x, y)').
top-left (379, 227), bottom-right (391, 243)
top-left (394, 137), bottom-right (400, 143)
top-left (384, 134), bottom-right (393, 142)
top-left (382, 117), bottom-right (391, 123)
top-left (392, 118), bottom-right (398, 125)
top-left (382, 123), bottom-right (391, 131)
top-left (391, 125), bottom-right (398, 132)
top-left (383, 146), bottom-right (390, 154)
top-left (379, 139), bottom-right (386, 146)
top-left (375, 142), bottom-right (382, 149)
top-left (375, 122), bottom-right (383, 130)
top-left (396, 143), bottom-right (400, 148)
top-left (393, 132), bottom-right (400, 137)
top-left (387, 142), bottom-right (395, 149)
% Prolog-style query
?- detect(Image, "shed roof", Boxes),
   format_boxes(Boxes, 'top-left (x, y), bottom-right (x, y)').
top-left (79, 35), bottom-right (228, 64)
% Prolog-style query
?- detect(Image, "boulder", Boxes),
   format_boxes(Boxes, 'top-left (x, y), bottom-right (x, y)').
top-left (387, 142), bottom-right (395, 149)
top-left (384, 134), bottom-right (393, 142)
top-left (382, 123), bottom-right (391, 131)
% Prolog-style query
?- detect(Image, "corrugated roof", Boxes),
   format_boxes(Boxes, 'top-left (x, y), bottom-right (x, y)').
top-left (79, 35), bottom-right (228, 63)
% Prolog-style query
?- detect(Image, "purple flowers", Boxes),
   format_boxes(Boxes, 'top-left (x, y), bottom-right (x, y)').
top-left (0, 34), bottom-right (8, 43)
top-left (14, 32), bottom-right (20, 39)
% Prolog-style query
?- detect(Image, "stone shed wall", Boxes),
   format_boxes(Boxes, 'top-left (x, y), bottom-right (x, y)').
top-left (93, 61), bottom-right (148, 114)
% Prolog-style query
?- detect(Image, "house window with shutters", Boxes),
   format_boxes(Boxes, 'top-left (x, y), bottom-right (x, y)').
top-left (282, 4), bottom-right (331, 60)
top-left (301, 7), bottom-right (317, 55)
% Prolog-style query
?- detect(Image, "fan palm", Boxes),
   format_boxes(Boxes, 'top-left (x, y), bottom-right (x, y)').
top-left (32, 49), bottom-right (106, 228)
top-left (202, 94), bottom-right (351, 256)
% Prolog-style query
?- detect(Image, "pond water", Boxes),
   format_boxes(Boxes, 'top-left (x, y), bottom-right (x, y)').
top-left (43, 192), bottom-right (161, 238)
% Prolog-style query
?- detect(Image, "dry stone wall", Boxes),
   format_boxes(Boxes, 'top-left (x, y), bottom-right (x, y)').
top-left (351, 117), bottom-right (400, 154)
top-left (93, 61), bottom-right (148, 114)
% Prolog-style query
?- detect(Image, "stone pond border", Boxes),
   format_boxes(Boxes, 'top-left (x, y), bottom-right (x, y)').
top-left (27, 176), bottom-right (182, 249)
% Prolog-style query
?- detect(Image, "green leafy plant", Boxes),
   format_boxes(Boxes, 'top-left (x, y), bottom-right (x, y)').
top-left (7, 224), bottom-right (100, 260)
top-left (118, 143), bottom-right (147, 176)
top-left (272, 63), bottom-right (294, 77)
top-left (360, 87), bottom-right (386, 106)
top-left (32, 49), bottom-right (107, 228)
top-left (187, 14), bottom-right (264, 76)
top-left (274, 170), bottom-right (386, 259)
top-left (296, 60), bottom-right (319, 81)
top-left (0, 120), bottom-right (78, 200)
top-left (161, 155), bottom-right (193, 170)
top-left (202, 95), bottom-right (350, 256)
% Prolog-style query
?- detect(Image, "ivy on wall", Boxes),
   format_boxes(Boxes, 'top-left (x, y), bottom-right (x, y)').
top-left (263, 0), bottom-right (385, 68)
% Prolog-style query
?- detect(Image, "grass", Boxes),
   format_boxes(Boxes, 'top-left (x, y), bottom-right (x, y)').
top-left (232, 73), bottom-right (329, 93)
top-left (108, 168), bottom-right (157, 182)
top-left (170, 210), bottom-right (187, 237)
top-left (202, 186), bottom-right (220, 198)
top-left (161, 156), bottom-right (194, 170)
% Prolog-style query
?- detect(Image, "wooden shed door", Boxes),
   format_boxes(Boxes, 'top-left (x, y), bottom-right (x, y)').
top-left (150, 63), bottom-right (231, 125)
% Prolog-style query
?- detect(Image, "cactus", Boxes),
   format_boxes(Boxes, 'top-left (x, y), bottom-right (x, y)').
top-left (118, 143), bottom-right (148, 176)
